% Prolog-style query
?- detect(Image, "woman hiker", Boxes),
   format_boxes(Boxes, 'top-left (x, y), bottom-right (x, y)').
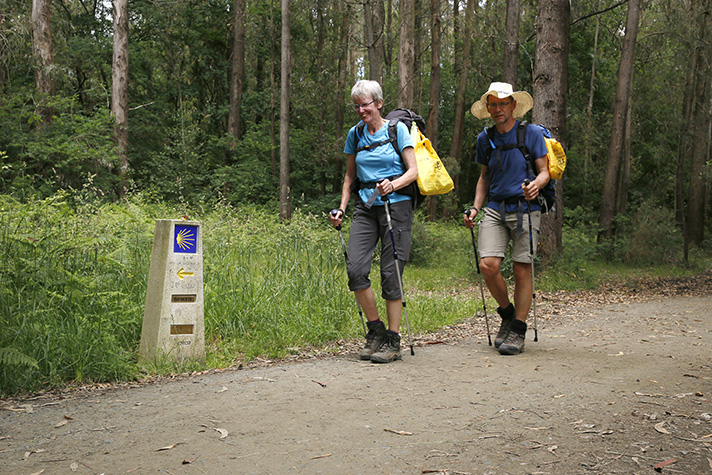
top-left (329, 80), bottom-right (418, 363)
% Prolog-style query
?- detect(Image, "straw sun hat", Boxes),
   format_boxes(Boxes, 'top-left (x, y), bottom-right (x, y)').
top-left (470, 82), bottom-right (533, 119)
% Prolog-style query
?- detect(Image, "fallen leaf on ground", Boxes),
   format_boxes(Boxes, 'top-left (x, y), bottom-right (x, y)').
top-left (216, 386), bottom-right (228, 393)
top-left (182, 455), bottom-right (200, 464)
top-left (312, 380), bottom-right (327, 388)
top-left (70, 462), bottom-right (79, 472)
top-left (653, 458), bottom-right (677, 472)
top-left (524, 426), bottom-right (552, 431)
top-left (384, 428), bottom-right (413, 436)
top-left (215, 428), bottom-right (228, 439)
top-left (654, 422), bottom-right (670, 434)
top-left (55, 420), bottom-right (68, 428)
top-left (28, 471), bottom-right (45, 475)
top-left (310, 453), bottom-right (332, 459)
top-left (156, 444), bottom-right (176, 451)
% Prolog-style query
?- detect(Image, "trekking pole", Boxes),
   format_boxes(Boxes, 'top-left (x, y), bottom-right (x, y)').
top-left (330, 209), bottom-right (367, 338)
top-left (464, 208), bottom-right (491, 346)
top-left (522, 180), bottom-right (539, 342)
top-left (383, 198), bottom-right (415, 356)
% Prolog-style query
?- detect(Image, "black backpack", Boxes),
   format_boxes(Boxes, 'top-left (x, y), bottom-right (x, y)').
top-left (484, 121), bottom-right (557, 213)
top-left (353, 108), bottom-right (426, 208)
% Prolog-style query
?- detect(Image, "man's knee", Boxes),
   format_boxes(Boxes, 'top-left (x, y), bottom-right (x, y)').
top-left (480, 257), bottom-right (502, 277)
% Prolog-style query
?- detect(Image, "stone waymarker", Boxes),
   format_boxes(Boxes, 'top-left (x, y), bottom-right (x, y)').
top-left (139, 219), bottom-right (205, 362)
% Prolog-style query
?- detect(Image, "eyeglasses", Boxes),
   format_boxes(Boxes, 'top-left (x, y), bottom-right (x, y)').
top-left (352, 99), bottom-right (376, 111)
top-left (486, 100), bottom-right (513, 110)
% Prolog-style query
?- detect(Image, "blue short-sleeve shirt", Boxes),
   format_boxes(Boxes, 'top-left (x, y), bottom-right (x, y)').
top-left (475, 121), bottom-right (548, 213)
top-left (344, 120), bottom-right (414, 206)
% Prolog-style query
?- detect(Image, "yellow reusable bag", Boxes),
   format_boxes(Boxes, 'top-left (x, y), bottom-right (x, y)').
top-left (410, 124), bottom-right (454, 196)
top-left (544, 136), bottom-right (566, 180)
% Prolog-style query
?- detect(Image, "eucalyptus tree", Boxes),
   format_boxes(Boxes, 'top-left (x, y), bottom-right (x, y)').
top-left (228, 0), bottom-right (247, 142)
top-left (397, 0), bottom-right (415, 106)
top-left (503, 0), bottom-right (520, 87)
top-left (31, 0), bottom-right (55, 122)
top-left (280, 0), bottom-right (291, 220)
top-left (448, 0), bottom-right (474, 194)
top-left (686, 0), bottom-right (711, 246)
top-left (112, 0), bottom-right (129, 186)
top-left (532, 0), bottom-right (570, 256)
top-left (599, 0), bottom-right (641, 241)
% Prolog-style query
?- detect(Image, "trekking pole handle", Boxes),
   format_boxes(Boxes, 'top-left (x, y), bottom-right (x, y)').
top-left (330, 208), bottom-right (345, 230)
top-left (464, 207), bottom-right (478, 218)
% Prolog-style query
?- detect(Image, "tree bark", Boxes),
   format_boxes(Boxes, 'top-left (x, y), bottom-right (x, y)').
top-left (686, 0), bottom-right (711, 246)
top-left (333, 2), bottom-right (351, 192)
top-left (31, 0), bottom-right (55, 123)
top-left (532, 0), bottom-right (570, 258)
top-left (598, 0), bottom-right (641, 241)
top-left (279, 0), bottom-right (291, 220)
top-left (425, 0), bottom-right (442, 221)
top-left (448, 0), bottom-right (474, 195)
top-left (397, 0), bottom-right (415, 107)
top-left (503, 0), bottom-right (520, 87)
top-left (584, 0), bottom-right (602, 204)
top-left (112, 0), bottom-right (130, 187)
top-left (365, 0), bottom-right (384, 83)
top-left (228, 0), bottom-right (246, 142)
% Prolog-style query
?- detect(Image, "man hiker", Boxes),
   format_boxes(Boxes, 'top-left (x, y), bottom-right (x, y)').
top-left (463, 82), bottom-right (550, 355)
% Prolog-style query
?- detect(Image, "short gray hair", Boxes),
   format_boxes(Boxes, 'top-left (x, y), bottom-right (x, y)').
top-left (351, 80), bottom-right (383, 103)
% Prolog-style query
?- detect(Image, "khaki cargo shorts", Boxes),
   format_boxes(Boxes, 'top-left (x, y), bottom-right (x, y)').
top-left (478, 206), bottom-right (540, 263)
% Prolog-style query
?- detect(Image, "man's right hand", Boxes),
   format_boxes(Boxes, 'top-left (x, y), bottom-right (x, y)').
top-left (464, 207), bottom-right (478, 229)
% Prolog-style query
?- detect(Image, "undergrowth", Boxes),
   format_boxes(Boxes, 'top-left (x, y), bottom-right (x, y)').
top-left (0, 192), bottom-right (709, 396)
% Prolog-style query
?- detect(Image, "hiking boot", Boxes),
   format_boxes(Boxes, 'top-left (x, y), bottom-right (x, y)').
top-left (359, 320), bottom-right (388, 360)
top-left (498, 319), bottom-right (527, 355)
top-left (494, 304), bottom-right (515, 348)
top-left (370, 331), bottom-right (402, 363)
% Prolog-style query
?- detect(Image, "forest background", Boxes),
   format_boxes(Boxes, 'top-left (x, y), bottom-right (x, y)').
top-left (0, 0), bottom-right (710, 395)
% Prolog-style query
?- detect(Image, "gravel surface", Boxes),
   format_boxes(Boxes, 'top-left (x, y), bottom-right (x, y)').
top-left (2, 273), bottom-right (711, 475)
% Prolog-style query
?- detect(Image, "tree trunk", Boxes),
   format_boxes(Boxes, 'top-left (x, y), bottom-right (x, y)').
top-left (279, 0), bottom-right (291, 221)
top-left (687, 0), bottom-right (711, 246)
top-left (584, 0), bottom-right (602, 204)
top-left (426, 0), bottom-right (440, 149)
top-left (270, 0), bottom-right (278, 178)
top-left (397, 0), bottom-right (415, 107)
top-left (228, 0), bottom-right (246, 142)
top-left (676, 63), bottom-right (695, 228)
top-left (616, 104), bottom-right (632, 215)
top-left (333, 2), bottom-right (351, 193)
top-left (448, 0), bottom-right (474, 195)
top-left (425, 0), bottom-right (442, 221)
top-left (598, 0), bottom-right (641, 241)
top-left (503, 0), bottom-right (520, 87)
top-left (111, 0), bottom-right (130, 188)
top-left (31, 0), bottom-right (55, 122)
top-left (365, 0), bottom-right (384, 83)
top-left (532, 0), bottom-right (570, 258)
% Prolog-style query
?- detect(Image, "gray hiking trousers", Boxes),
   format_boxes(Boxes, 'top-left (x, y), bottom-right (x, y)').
top-left (347, 200), bottom-right (413, 301)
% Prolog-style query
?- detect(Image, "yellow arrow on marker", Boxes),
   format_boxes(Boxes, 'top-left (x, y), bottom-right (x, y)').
top-left (177, 268), bottom-right (194, 280)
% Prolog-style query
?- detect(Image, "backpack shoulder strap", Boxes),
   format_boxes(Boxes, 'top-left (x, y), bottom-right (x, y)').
top-left (388, 121), bottom-right (402, 160)
top-left (355, 121), bottom-right (397, 154)
top-left (484, 126), bottom-right (496, 158)
top-left (516, 121), bottom-right (530, 159)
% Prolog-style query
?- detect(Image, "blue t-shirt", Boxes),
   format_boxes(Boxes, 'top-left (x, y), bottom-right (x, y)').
top-left (475, 121), bottom-right (548, 213)
top-left (344, 120), bottom-right (414, 206)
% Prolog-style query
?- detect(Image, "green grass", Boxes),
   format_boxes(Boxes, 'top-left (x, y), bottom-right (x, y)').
top-left (1, 191), bottom-right (709, 396)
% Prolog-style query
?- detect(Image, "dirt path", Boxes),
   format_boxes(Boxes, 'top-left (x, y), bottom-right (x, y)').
top-left (2, 286), bottom-right (712, 475)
